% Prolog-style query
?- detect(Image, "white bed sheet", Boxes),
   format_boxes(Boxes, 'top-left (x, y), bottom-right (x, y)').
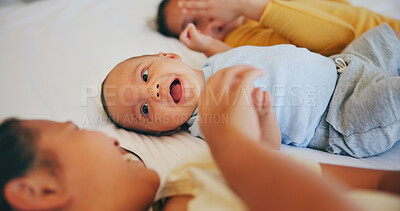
top-left (0, 0), bottom-right (399, 200)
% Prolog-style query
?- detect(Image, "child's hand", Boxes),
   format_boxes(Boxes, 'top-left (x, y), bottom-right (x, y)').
top-left (252, 88), bottom-right (274, 118)
top-left (178, 0), bottom-right (243, 23)
top-left (252, 88), bottom-right (281, 150)
top-left (180, 23), bottom-right (214, 54)
top-left (198, 65), bottom-right (265, 143)
top-left (180, 23), bottom-right (233, 57)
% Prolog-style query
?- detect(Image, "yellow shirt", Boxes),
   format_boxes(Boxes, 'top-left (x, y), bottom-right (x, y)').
top-left (224, 0), bottom-right (400, 55)
top-left (157, 152), bottom-right (321, 211)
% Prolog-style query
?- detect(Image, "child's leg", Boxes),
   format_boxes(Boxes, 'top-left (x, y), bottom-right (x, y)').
top-left (315, 24), bottom-right (400, 158)
top-left (320, 163), bottom-right (400, 194)
top-left (327, 76), bottom-right (400, 157)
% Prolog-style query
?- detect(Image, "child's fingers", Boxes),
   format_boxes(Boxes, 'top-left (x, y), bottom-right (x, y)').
top-left (178, 0), bottom-right (209, 11)
top-left (210, 65), bottom-right (256, 88)
top-left (179, 24), bottom-right (191, 44)
top-left (179, 23), bottom-right (197, 47)
top-left (187, 23), bottom-right (200, 39)
top-left (231, 67), bottom-right (264, 94)
top-left (252, 88), bottom-right (263, 108)
top-left (208, 66), bottom-right (263, 96)
top-left (229, 68), bottom-right (264, 103)
top-left (257, 91), bottom-right (274, 116)
top-left (236, 68), bottom-right (264, 92)
top-left (252, 89), bottom-right (274, 115)
top-left (179, 0), bottom-right (213, 17)
top-left (262, 91), bottom-right (273, 109)
top-left (206, 65), bottom-right (254, 96)
top-left (233, 69), bottom-right (264, 108)
top-left (183, 9), bottom-right (210, 18)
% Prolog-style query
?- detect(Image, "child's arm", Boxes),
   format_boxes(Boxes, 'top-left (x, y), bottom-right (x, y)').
top-left (178, 0), bottom-right (271, 23)
top-left (179, 0), bottom-right (356, 55)
top-left (198, 65), bottom-right (361, 211)
top-left (180, 23), bottom-right (232, 57)
top-left (251, 87), bottom-right (281, 150)
top-left (320, 164), bottom-right (400, 194)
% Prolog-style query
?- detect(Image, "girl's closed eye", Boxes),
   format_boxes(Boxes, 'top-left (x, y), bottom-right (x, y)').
top-left (141, 102), bottom-right (149, 117)
top-left (142, 68), bottom-right (148, 82)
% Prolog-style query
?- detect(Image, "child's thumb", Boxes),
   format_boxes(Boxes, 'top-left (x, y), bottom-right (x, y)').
top-left (179, 26), bottom-right (192, 46)
top-left (187, 23), bottom-right (201, 39)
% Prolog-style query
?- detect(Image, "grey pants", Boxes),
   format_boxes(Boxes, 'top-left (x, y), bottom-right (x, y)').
top-left (308, 24), bottom-right (400, 158)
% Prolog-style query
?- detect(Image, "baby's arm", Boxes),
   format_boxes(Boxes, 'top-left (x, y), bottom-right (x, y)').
top-left (198, 65), bottom-right (360, 211)
top-left (180, 23), bottom-right (232, 57)
top-left (252, 88), bottom-right (281, 150)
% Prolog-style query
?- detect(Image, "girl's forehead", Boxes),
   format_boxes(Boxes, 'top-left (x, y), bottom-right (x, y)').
top-left (24, 120), bottom-right (74, 133)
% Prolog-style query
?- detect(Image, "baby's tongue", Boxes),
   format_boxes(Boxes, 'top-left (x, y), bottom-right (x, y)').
top-left (170, 82), bottom-right (181, 103)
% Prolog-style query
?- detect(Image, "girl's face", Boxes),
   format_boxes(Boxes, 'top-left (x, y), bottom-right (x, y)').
top-left (164, 0), bottom-right (244, 41)
top-left (27, 120), bottom-right (160, 210)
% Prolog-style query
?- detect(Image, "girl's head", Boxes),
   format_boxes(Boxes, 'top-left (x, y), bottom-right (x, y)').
top-left (0, 118), bottom-right (159, 211)
top-left (101, 53), bottom-right (205, 134)
top-left (157, 0), bottom-right (244, 41)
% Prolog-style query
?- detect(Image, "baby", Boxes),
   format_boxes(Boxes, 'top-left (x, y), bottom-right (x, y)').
top-left (102, 24), bottom-right (400, 158)
top-left (157, 0), bottom-right (400, 57)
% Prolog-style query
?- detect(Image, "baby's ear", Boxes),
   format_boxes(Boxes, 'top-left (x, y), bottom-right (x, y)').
top-left (158, 52), bottom-right (182, 61)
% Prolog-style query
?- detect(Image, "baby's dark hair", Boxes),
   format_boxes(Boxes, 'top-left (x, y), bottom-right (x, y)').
top-left (0, 118), bottom-right (37, 211)
top-left (101, 77), bottom-right (124, 130)
top-left (156, 0), bottom-right (179, 39)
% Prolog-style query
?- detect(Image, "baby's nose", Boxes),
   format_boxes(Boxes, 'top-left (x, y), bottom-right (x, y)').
top-left (149, 83), bottom-right (160, 100)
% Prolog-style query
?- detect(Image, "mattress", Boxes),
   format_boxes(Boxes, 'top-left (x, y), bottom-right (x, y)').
top-left (0, 0), bottom-right (399, 201)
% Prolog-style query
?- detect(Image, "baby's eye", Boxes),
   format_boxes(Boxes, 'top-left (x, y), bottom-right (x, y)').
top-left (142, 69), bottom-right (148, 82)
top-left (141, 102), bottom-right (149, 116)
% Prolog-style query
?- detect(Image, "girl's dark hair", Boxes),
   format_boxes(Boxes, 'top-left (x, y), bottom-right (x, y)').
top-left (156, 0), bottom-right (179, 38)
top-left (0, 118), bottom-right (37, 211)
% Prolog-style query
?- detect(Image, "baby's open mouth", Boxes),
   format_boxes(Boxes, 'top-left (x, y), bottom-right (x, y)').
top-left (169, 78), bottom-right (182, 104)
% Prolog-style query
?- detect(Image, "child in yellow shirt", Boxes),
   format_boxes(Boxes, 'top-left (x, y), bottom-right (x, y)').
top-left (157, 0), bottom-right (400, 56)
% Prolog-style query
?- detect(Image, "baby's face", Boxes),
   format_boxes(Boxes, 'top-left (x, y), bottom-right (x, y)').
top-left (164, 0), bottom-right (244, 40)
top-left (24, 120), bottom-right (160, 210)
top-left (103, 53), bottom-right (205, 133)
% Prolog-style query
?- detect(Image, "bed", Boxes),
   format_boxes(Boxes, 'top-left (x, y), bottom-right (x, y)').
top-left (0, 0), bottom-right (399, 202)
